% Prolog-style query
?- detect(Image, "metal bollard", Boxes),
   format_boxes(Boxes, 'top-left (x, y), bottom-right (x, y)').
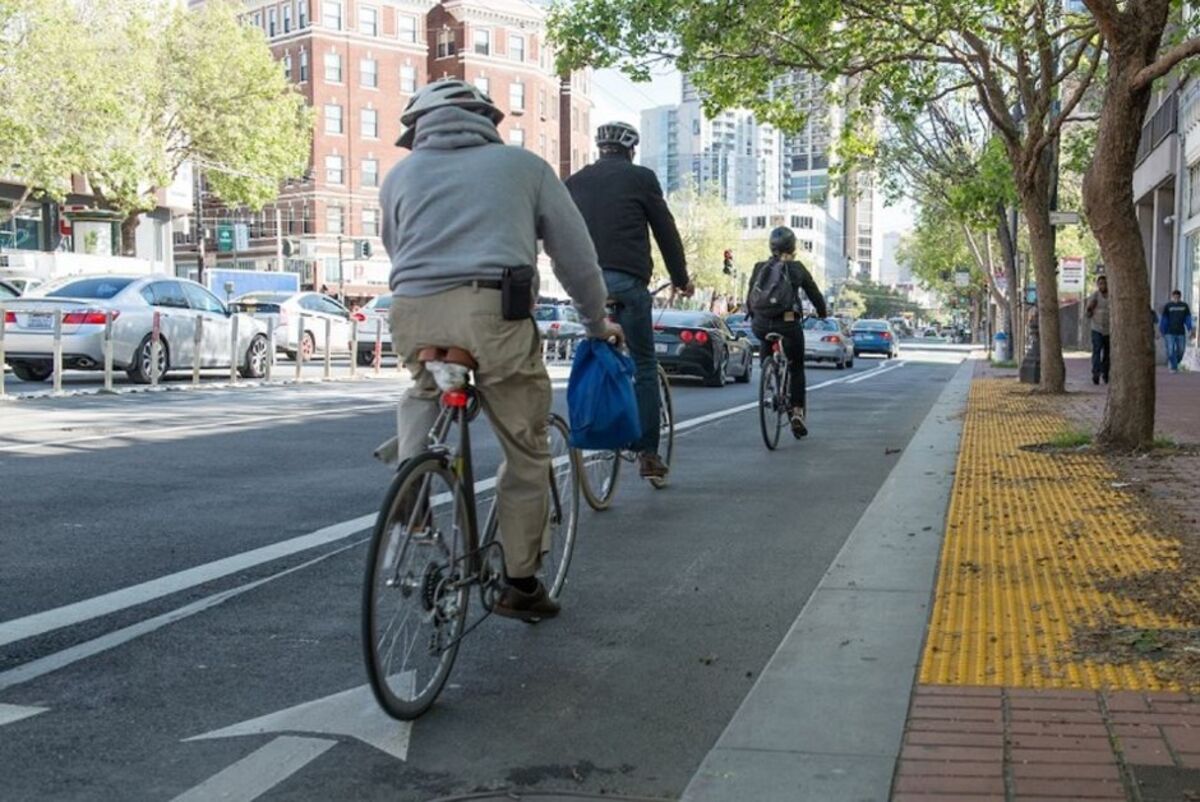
top-left (52, 308), bottom-right (63, 394)
top-left (349, 318), bottom-right (357, 379)
top-left (192, 314), bottom-right (203, 387)
top-left (266, 318), bottom-right (275, 382)
top-left (150, 311), bottom-right (161, 387)
top-left (373, 318), bottom-right (382, 376)
top-left (102, 311), bottom-right (116, 394)
top-left (322, 317), bottom-right (332, 381)
top-left (229, 313), bottom-right (239, 384)
top-left (0, 302), bottom-right (6, 399)
top-left (294, 314), bottom-right (306, 382)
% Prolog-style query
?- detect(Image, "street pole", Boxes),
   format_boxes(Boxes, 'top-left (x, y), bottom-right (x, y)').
top-left (337, 236), bottom-right (346, 304)
top-left (275, 207), bottom-right (284, 271)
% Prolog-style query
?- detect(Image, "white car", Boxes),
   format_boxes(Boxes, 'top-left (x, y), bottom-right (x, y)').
top-left (1, 276), bottom-right (43, 295)
top-left (231, 291), bottom-right (355, 362)
top-left (3, 275), bottom-right (269, 383)
top-left (353, 294), bottom-right (393, 366)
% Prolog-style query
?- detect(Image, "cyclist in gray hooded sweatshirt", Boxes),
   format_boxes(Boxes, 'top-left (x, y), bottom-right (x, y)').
top-left (379, 80), bottom-right (621, 621)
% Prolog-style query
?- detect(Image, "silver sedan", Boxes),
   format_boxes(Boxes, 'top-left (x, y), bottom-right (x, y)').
top-left (3, 275), bottom-right (269, 383)
top-left (803, 316), bottom-right (855, 369)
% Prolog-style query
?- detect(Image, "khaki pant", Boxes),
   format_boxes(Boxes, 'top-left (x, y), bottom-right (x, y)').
top-left (389, 285), bottom-right (551, 578)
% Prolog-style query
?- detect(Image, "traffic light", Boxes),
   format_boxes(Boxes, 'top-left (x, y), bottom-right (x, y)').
top-left (722, 249), bottom-right (733, 275)
top-left (354, 239), bottom-right (373, 259)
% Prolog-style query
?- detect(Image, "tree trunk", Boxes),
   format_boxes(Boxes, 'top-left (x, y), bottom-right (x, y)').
top-left (1082, 60), bottom-right (1157, 449)
top-left (120, 214), bottom-right (139, 257)
top-left (1019, 169), bottom-right (1067, 393)
top-left (995, 203), bottom-right (1018, 338)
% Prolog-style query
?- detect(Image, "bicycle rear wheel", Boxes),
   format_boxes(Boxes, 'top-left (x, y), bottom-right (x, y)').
top-left (759, 358), bottom-right (785, 450)
top-left (648, 365), bottom-right (674, 489)
top-left (577, 447), bottom-right (621, 511)
top-left (540, 414), bottom-right (580, 598)
top-left (363, 452), bottom-right (470, 720)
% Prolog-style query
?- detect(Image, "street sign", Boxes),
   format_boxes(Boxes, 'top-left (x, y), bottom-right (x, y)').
top-left (954, 271), bottom-right (971, 288)
top-left (1059, 256), bottom-right (1085, 292)
top-left (216, 224), bottom-right (233, 253)
top-left (234, 223), bottom-right (250, 252)
top-left (1050, 211), bottom-right (1081, 226)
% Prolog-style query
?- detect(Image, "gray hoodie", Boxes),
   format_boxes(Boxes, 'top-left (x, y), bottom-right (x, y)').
top-left (381, 106), bottom-right (609, 337)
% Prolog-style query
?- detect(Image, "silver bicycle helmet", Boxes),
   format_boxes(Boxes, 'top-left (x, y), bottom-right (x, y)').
top-left (595, 121), bottom-right (640, 150)
top-left (395, 79), bottom-right (505, 148)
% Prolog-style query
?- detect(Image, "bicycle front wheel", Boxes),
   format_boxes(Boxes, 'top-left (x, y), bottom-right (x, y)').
top-left (759, 358), bottom-right (784, 451)
top-left (362, 452), bottom-right (470, 721)
top-left (648, 365), bottom-right (675, 489)
top-left (577, 446), bottom-right (621, 511)
top-left (541, 413), bottom-right (580, 598)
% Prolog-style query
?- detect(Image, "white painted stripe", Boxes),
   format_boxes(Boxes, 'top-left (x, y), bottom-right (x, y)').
top-left (0, 703), bottom-right (48, 727)
top-left (845, 362), bottom-right (906, 384)
top-left (0, 540), bottom-right (365, 692)
top-left (0, 360), bottom-right (903, 651)
top-left (170, 736), bottom-right (336, 802)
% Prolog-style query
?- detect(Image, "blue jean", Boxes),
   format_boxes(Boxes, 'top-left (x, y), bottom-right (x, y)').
top-left (1091, 330), bottom-right (1110, 380)
top-left (1165, 333), bottom-right (1187, 370)
top-left (602, 270), bottom-right (659, 453)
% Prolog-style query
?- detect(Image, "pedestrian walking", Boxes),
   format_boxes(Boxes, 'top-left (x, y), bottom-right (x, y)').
top-left (1160, 289), bottom-right (1195, 372)
top-left (1086, 275), bottom-right (1111, 385)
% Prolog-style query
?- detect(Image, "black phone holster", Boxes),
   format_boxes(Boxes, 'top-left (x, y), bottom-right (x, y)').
top-left (501, 265), bottom-right (535, 321)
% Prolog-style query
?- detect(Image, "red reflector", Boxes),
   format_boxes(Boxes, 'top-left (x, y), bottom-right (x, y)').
top-left (3, 311), bottom-right (14, 324)
top-left (442, 389), bottom-right (469, 408)
top-left (680, 330), bottom-right (694, 343)
top-left (694, 330), bottom-right (709, 344)
top-left (63, 310), bottom-right (116, 325)
top-left (821, 335), bottom-right (841, 343)
top-left (882, 331), bottom-right (892, 340)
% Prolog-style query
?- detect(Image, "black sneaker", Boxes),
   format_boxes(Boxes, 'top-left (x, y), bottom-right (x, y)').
top-left (638, 452), bottom-right (669, 479)
top-left (790, 409), bottom-right (808, 439)
top-left (493, 580), bottom-right (560, 623)
top-left (1092, 373), bottom-right (1100, 385)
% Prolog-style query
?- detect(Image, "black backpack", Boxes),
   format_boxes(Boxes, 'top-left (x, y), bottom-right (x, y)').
top-left (749, 258), bottom-right (797, 318)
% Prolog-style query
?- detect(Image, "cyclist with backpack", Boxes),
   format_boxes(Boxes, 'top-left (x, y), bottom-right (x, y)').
top-left (745, 226), bottom-right (828, 438)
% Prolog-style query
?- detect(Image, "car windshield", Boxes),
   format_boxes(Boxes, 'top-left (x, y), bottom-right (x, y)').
top-left (534, 306), bottom-right (561, 321)
top-left (44, 277), bottom-right (134, 300)
top-left (853, 320), bottom-right (890, 332)
top-left (804, 317), bottom-right (840, 331)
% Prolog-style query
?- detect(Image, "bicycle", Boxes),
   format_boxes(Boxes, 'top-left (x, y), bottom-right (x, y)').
top-left (362, 346), bottom-right (580, 720)
top-left (574, 285), bottom-right (676, 511)
top-left (758, 332), bottom-right (790, 450)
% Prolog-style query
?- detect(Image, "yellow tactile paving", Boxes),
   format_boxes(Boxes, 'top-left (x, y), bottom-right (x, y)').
top-left (919, 379), bottom-right (1193, 691)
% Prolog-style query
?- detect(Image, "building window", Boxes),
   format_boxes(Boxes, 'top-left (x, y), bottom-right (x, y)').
top-left (283, 3), bottom-right (292, 32)
top-left (572, 107), bottom-right (578, 132)
top-left (476, 75), bottom-right (489, 95)
top-left (298, 0), bottom-right (308, 28)
top-left (362, 108), bottom-right (378, 138)
top-left (510, 33), bottom-right (524, 62)
top-left (321, 0), bottom-right (341, 30)
top-left (283, 53), bottom-right (293, 81)
top-left (509, 81), bottom-right (525, 112)
top-left (324, 103), bottom-right (343, 134)
top-left (326, 205), bottom-right (344, 235)
top-left (324, 52), bottom-right (342, 83)
top-left (361, 57), bottom-right (378, 88)
top-left (538, 88), bottom-right (546, 118)
top-left (790, 215), bottom-right (813, 229)
top-left (800, 240), bottom-right (814, 252)
top-left (397, 14), bottom-right (416, 43)
top-left (325, 154), bottom-right (344, 184)
top-left (753, 216), bottom-right (767, 229)
top-left (437, 29), bottom-right (455, 58)
top-left (299, 49), bottom-right (309, 80)
top-left (360, 5), bottom-right (378, 36)
top-left (509, 127), bottom-right (525, 147)
top-left (473, 29), bottom-right (491, 55)
top-left (253, 11), bottom-right (261, 28)
top-left (268, 8), bottom-right (277, 36)
top-left (400, 65), bottom-right (417, 93)
top-left (362, 158), bottom-right (379, 187)
top-left (362, 208), bottom-right (379, 236)
top-left (1190, 161), bottom-right (1200, 218)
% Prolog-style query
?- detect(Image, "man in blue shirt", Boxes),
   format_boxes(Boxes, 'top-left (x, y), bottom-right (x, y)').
top-left (1159, 290), bottom-right (1194, 373)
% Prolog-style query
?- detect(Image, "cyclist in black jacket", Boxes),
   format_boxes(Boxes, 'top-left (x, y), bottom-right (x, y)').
top-left (746, 226), bottom-right (828, 438)
top-left (566, 121), bottom-right (693, 479)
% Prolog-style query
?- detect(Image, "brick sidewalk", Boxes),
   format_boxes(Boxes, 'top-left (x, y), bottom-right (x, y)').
top-left (893, 366), bottom-right (1200, 801)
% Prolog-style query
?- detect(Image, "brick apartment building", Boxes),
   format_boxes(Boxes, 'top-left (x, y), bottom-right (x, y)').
top-left (176, 0), bottom-right (593, 301)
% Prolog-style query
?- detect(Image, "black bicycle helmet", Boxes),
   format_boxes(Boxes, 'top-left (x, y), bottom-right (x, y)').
top-left (396, 79), bottom-right (505, 148)
top-left (769, 226), bottom-right (797, 256)
top-left (595, 121), bottom-right (640, 151)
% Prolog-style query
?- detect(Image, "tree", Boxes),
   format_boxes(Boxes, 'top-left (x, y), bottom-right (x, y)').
top-left (1077, 0), bottom-right (1200, 449)
top-left (652, 180), bottom-right (741, 295)
top-left (549, 0), bottom-right (1105, 395)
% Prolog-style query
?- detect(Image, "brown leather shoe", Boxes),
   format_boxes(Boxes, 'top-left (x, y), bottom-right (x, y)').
top-left (638, 451), bottom-right (669, 479)
top-left (493, 580), bottom-right (560, 622)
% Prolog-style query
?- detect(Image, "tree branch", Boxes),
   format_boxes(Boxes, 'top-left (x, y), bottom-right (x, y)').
top-left (1132, 36), bottom-right (1200, 89)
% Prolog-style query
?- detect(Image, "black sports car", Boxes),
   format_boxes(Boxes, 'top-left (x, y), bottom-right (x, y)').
top-left (653, 309), bottom-right (754, 387)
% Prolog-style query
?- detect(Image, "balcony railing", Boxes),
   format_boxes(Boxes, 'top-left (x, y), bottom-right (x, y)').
top-left (1136, 90), bottom-right (1179, 165)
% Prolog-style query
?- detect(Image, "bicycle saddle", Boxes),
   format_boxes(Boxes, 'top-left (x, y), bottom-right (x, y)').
top-left (416, 346), bottom-right (478, 370)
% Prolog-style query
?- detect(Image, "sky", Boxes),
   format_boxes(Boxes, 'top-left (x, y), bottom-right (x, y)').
top-left (590, 68), bottom-right (915, 236)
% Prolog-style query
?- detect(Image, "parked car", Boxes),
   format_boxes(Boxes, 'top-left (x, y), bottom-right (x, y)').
top-left (230, 291), bottom-right (354, 362)
top-left (654, 309), bottom-right (753, 387)
top-left (888, 316), bottom-right (914, 338)
top-left (921, 327), bottom-right (942, 339)
top-left (804, 316), bottom-right (855, 369)
top-left (535, 304), bottom-right (586, 340)
top-left (3, 275), bottom-right (269, 383)
top-left (851, 319), bottom-right (900, 359)
top-left (0, 279), bottom-right (18, 299)
top-left (353, 294), bottom-right (393, 366)
top-left (1, 276), bottom-right (42, 295)
top-left (724, 313), bottom-right (761, 352)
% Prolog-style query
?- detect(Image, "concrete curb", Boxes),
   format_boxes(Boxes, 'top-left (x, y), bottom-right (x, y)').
top-left (682, 356), bottom-right (975, 802)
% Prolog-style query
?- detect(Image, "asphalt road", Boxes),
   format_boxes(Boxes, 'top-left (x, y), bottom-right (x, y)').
top-left (0, 348), bottom-right (966, 801)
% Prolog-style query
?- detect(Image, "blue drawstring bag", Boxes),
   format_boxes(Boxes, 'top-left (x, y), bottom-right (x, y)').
top-left (567, 339), bottom-right (641, 450)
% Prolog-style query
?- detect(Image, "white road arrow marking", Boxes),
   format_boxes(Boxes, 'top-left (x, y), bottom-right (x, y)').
top-left (185, 681), bottom-right (412, 761)
top-left (170, 735), bottom-right (335, 802)
top-left (0, 702), bottom-right (47, 727)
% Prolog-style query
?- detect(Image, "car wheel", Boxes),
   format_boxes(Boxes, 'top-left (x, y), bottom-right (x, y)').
top-left (239, 335), bottom-right (270, 379)
top-left (10, 360), bottom-right (52, 382)
top-left (301, 331), bottom-right (316, 362)
top-left (836, 355), bottom-right (846, 370)
top-left (356, 349), bottom-right (374, 367)
top-left (735, 352), bottom-right (752, 383)
top-left (126, 335), bottom-right (169, 384)
top-left (848, 355), bottom-right (855, 368)
top-left (704, 354), bottom-right (729, 387)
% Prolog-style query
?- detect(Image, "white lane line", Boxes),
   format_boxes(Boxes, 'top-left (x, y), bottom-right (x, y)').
top-left (845, 361), bottom-right (906, 384)
top-left (0, 360), bottom-right (900, 651)
top-left (0, 540), bottom-right (365, 692)
top-left (169, 736), bottom-right (336, 802)
top-left (0, 702), bottom-right (48, 727)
